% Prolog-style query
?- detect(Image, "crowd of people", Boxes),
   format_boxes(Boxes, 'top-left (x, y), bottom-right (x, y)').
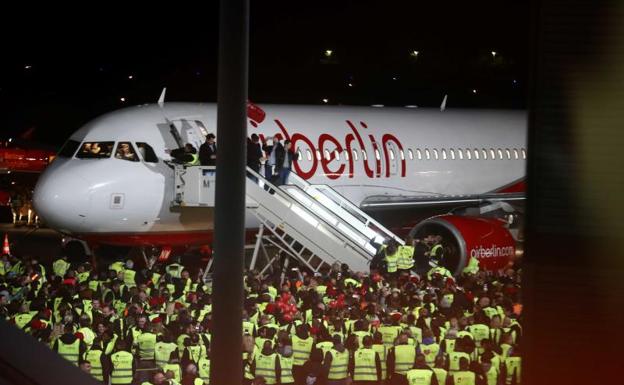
top-left (0, 233), bottom-right (522, 385)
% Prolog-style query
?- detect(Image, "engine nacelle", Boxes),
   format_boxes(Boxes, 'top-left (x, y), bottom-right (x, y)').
top-left (410, 215), bottom-right (516, 276)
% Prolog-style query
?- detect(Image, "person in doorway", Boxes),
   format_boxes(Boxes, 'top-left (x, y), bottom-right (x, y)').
top-left (199, 133), bottom-right (217, 166)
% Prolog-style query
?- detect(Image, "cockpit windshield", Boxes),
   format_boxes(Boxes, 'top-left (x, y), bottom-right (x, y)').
top-left (75, 142), bottom-right (114, 159)
top-left (115, 142), bottom-right (139, 162)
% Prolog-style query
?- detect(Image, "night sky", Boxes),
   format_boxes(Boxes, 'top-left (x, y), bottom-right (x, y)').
top-left (0, 1), bottom-right (528, 148)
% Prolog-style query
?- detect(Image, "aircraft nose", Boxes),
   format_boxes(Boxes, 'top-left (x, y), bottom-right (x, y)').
top-left (33, 166), bottom-right (92, 233)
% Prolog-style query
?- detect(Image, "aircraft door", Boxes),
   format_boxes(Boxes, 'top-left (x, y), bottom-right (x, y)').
top-left (171, 119), bottom-right (208, 151)
top-left (385, 141), bottom-right (399, 176)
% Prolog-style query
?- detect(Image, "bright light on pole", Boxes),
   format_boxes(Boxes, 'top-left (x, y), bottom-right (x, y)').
top-left (324, 50), bottom-right (333, 58)
top-left (410, 50), bottom-right (419, 58)
top-left (322, 98), bottom-right (329, 104)
top-left (491, 51), bottom-right (497, 58)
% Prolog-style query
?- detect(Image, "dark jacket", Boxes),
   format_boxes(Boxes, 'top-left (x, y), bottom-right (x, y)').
top-left (199, 141), bottom-right (217, 166)
top-left (247, 140), bottom-right (263, 170)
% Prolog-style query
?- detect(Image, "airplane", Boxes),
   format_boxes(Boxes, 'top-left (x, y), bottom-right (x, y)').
top-left (33, 100), bottom-right (526, 274)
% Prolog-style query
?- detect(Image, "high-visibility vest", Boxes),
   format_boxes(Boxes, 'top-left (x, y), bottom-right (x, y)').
top-left (421, 343), bottom-right (440, 366)
top-left (166, 263), bottom-right (184, 279)
top-left (177, 334), bottom-right (190, 353)
top-left (57, 338), bottom-right (81, 365)
top-left (151, 272), bottom-right (161, 286)
top-left (316, 341), bottom-right (333, 356)
top-left (443, 338), bottom-right (456, 354)
top-left (163, 363), bottom-right (182, 382)
top-left (385, 250), bottom-right (399, 273)
top-left (86, 349), bottom-right (104, 381)
top-left (186, 153), bottom-right (200, 166)
top-left (77, 271), bottom-right (90, 283)
top-left (242, 321), bottom-right (255, 336)
top-left (394, 345), bottom-right (416, 375)
top-left (372, 344), bottom-right (387, 380)
top-left (379, 325), bottom-right (402, 347)
top-left (14, 313), bottom-right (34, 329)
top-left (291, 335), bottom-right (313, 366)
top-left (406, 368), bottom-right (434, 385)
top-left (155, 341), bottom-right (178, 368)
top-left (484, 364), bottom-right (499, 385)
top-left (137, 332), bottom-right (157, 360)
top-left (505, 357), bottom-right (521, 385)
top-left (123, 269), bottom-right (136, 288)
top-left (448, 351), bottom-right (470, 372)
top-left (279, 354), bottom-right (294, 384)
top-left (327, 349), bottom-right (349, 380)
top-left (255, 353), bottom-right (278, 384)
top-left (186, 344), bottom-right (208, 364)
top-left (398, 245), bottom-right (415, 270)
top-left (409, 326), bottom-right (423, 344)
top-left (500, 344), bottom-right (512, 363)
top-left (198, 357), bottom-right (210, 383)
top-left (353, 330), bottom-right (371, 347)
top-left (353, 348), bottom-right (378, 381)
top-left (109, 261), bottom-right (125, 273)
top-left (453, 370), bottom-right (476, 385)
top-left (0, 261), bottom-right (5, 276)
top-left (433, 367), bottom-right (448, 385)
top-left (53, 259), bottom-right (70, 277)
top-left (430, 244), bottom-right (443, 260)
top-left (78, 327), bottom-right (96, 349)
top-left (110, 351), bottom-right (134, 384)
top-left (88, 280), bottom-right (99, 293)
top-left (468, 324), bottom-right (490, 344)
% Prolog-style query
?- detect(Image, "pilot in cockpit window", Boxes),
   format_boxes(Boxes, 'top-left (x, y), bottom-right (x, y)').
top-left (115, 142), bottom-right (139, 162)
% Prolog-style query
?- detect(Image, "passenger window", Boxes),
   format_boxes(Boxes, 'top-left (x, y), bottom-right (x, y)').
top-left (115, 142), bottom-right (139, 162)
top-left (136, 143), bottom-right (158, 163)
top-left (474, 149), bottom-right (480, 160)
top-left (442, 149), bottom-right (447, 160)
top-left (416, 149), bottom-right (422, 160)
top-left (297, 150), bottom-right (303, 161)
top-left (513, 149), bottom-right (519, 159)
top-left (334, 150), bottom-right (340, 160)
top-left (505, 148), bottom-right (511, 159)
top-left (408, 149), bottom-right (414, 160)
top-left (76, 141), bottom-right (114, 159)
top-left (466, 148), bottom-right (472, 160)
top-left (324, 149), bottom-right (330, 161)
top-left (490, 148), bottom-right (496, 159)
top-left (362, 150), bottom-right (368, 160)
top-left (375, 149), bottom-right (381, 160)
top-left (306, 149), bottom-right (312, 161)
top-left (352, 149), bottom-right (359, 161)
top-left (389, 149), bottom-right (395, 160)
top-left (521, 148), bottom-right (527, 159)
top-left (344, 150), bottom-right (350, 161)
top-left (425, 149), bottom-right (431, 160)
top-left (482, 148), bottom-right (488, 160)
top-left (399, 150), bottom-right (404, 160)
top-left (58, 140), bottom-right (81, 158)
top-left (316, 150), bottom-right (322, 160)
top-left (450, 148), bottom-right (455, 160)
top-left (497, 149), bottom-right (503, 159)
top-left (458, 149), bottom-right (464, 160)
top-left (433, 149), bottom-right (439, 160)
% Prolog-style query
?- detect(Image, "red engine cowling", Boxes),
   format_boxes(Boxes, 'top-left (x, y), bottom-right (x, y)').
top-left (410, 215), bottom-right (516, 275)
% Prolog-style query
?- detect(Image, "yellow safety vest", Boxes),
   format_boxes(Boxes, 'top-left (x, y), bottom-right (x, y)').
top-left (166, 263), bottom-right (184, 279)
top-left (485, 364), bottom-right (499, 385)
top-left (398, 245), bottom-right (415, 270)
top-left (433, 368), bottom-right (448, 385)
top-left (53, 259), bottom-right (70, 277)
top-left (448, 351), bottom-right (471, 372)
top-left (327, 349), bottom-right (349, 380)
top-left (279, 354), bottom-right (294, 384)
top-left (110, 351), bottom-right (134, 384)
top-left (372, 344), bottom-right (388, 380)
top-left (109, 261), bottom-right (125, 273)
top-left (198, 357), bottom-right (211, 383)
top-left (394, 345), bottom-right (416, 375)
top-left (469, 324), bottom-right (490, 344)
top-left (77, 271), bottom-right (90, 283)
top-left (292, 335), bottom-right (313, 366)
top-left (443, 338), bottom-right (456, 354)
top-left (385, 251), bottom-right (399, 273)
top-left (155, 341), bottom-right (178, 368)
top-left (255, 353), bottom-right (278, 384)
top-left (421, 343), bottom-right (440, 366)
top-left (186, 153), bottom-right (200, 166)
top-left (14, 313), bottom-right (34, 329)
top-left (409, 326), bottom-right (423, 344)
top-left (137, 332), bottom-right (157, 360)
top-left (86, 349), bottom-right (104, 381)
top-left (242, 321), bottom-right (255, 336)
top-left (88, 280), bottom-right (99, 292)
top-left (57, 338), bottom-right (81, 365)
top-left (453, 370), bottom-right (476, 385)
top-left (353, 348), bottom-right (378, 382)
top-left (78, 327), bottom-right (96, 349)
top-left (177, 334), bottom-right (190, 353)
top-left (379, 325), bottom-right (402, 347)
top-left (186, 344), bottom-right (208, 364)
top-left (406, 368), bottom-right (434, 385)
top-left (163, 363), bottom-right (182, 382)
top-left (123, 269), bottom-right (136, 288)
top-left (316, 341), bottom-right (334, 356)
top-left (505, 357), bottom-right (521, 385)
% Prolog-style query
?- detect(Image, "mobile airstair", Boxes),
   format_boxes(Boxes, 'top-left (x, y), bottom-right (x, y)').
top-left (171, 165), bottom-right (403, 274)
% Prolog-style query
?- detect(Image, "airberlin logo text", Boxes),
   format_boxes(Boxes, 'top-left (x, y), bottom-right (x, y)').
top-left (470, 244), bottom-right (515, 259)
top-left (267, 119), bottom-right (406, 180)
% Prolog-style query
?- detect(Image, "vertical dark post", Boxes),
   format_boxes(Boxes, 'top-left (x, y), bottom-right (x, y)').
top-left (210, 0), bottom-right (249, 384)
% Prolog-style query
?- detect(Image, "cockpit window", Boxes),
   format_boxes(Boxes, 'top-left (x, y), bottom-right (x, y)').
top-left (58, 140), bottom-right (81, 158)
top-left (76, 142), bottom-right (114, 159)
top-left (115, 142), bottom-right (139, 162)
top-left (136, 142), bottom-right (158, 163)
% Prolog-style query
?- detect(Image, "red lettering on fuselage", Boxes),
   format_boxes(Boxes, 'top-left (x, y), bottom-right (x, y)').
top-left (271, 118), bottom-right (406, 180)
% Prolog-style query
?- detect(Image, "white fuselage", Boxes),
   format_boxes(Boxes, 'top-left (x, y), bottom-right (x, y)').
top-left (33, 103), bottom-right (526, 245)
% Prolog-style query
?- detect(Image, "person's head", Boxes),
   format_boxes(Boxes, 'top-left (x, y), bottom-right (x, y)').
top-left (272, 134), bottom-right (281, 143)
top-left (152, 371), bottom-right (167, 385)
top-left (185, 143), bottom-right (196, 153)
top-left (251, 134), bottom-right (259, 143)
top-left (459, 357), bottom-right (470, 371)
top-left (137, 315), bottom-right (148, 329)
top-left (185, 363), bottom-right (198, 376)
top-left (284, 140), bottom-right (291, 151)
top-left (435, 355), bottom-right (445, 368)
top-left (362, 335), bottom-right (373, 348)
top-left (79, 360), bottom-right (91, 373)
top-left (415, 353), bottom-right (427, 367)
top-left (206, 133), bottom-right (216, 144)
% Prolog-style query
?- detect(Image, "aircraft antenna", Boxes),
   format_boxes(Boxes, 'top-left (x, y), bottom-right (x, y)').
top-left (440, 94), bottom-right (448, 111)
